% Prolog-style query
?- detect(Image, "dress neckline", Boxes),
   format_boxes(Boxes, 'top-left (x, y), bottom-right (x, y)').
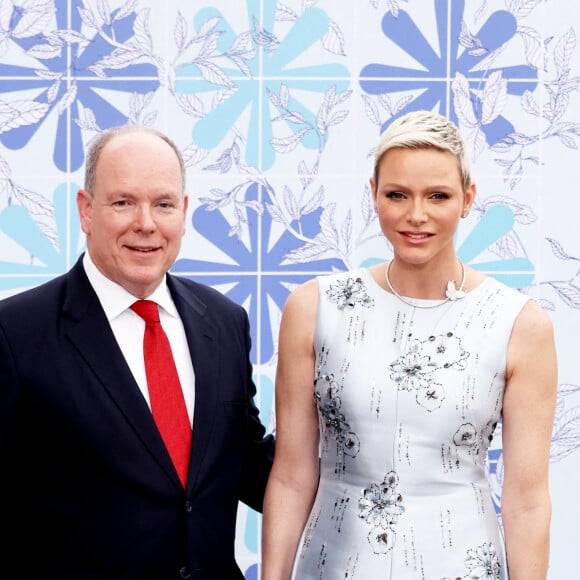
top-left (359, 266), bottom-right (492, 306)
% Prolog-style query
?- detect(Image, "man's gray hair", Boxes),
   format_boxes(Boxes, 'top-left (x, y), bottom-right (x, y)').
top-left (83, 125), bottom-right (185, 196)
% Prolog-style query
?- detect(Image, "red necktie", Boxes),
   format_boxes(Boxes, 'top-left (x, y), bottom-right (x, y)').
top-left (131, 300), bottom-right (191, 487)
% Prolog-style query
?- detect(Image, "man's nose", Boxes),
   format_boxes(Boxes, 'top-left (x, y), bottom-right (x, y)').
top-left (133, 205), bottom-right (156, 230)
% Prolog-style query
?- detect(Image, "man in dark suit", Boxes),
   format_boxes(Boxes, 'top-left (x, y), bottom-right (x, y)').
top-left (0, 125), bottom-right (275, 579)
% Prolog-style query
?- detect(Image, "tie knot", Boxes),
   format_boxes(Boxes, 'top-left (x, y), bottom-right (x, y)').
top-left (131, 300), bottom-right (160, 323)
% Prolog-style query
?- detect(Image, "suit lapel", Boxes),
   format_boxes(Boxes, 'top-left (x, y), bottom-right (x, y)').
top-left (61, 259), bottom-right (179, 486)
top-left (168, 276), bottom-right (220, 491)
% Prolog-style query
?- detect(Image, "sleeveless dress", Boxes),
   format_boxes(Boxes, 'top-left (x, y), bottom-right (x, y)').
top-left (291, 268), bottom-right (529, 580)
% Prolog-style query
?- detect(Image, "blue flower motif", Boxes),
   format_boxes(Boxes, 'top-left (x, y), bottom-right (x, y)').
top-left (0, 1), bottom-right (159, 172)
top-left (0, 183), bottom-right (84, 291)
top-left (243, 564), bottom-right (259, 580)
top-left (359, 0), bottom-right (537, 145)
top-left (172, 182), bottom-right (343, 365)
top-left (457, 204), bottom-right (535, 288)
top-left (175, 1), bottom-right (350, 170)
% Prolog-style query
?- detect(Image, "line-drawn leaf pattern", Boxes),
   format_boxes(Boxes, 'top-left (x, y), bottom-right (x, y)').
top-left (548, 282), bottom-right (580, 308)
top-left (551, 407), bottom-right (580, 462)
top-left (546, 237), bottom-right (579, 261)
top-left (518, 25), bottom-right (545, 70)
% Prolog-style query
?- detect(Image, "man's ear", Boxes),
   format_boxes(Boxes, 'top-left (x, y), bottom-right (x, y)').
top-left (181, 194), bottom-right (189, 236)
top-left (77, 189), bottom-right (93, 235)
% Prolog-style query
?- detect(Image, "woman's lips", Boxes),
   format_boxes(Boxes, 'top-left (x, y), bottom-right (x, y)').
top-left (399, 231), bottom-right (433, 243)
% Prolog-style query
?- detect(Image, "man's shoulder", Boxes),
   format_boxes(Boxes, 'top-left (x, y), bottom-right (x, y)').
top-left (0, 270), bottom-right (70, 312)
top-left (168, 273), bottom-right (243, 315)
top-left (0, 256), bottom-right (85, 312)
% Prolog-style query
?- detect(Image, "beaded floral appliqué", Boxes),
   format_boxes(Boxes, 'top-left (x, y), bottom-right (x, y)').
top-left (358, 470), bottom-right (405, 555)
top-left (441, 541), bottom-right (501, 579)
top-left (314, 368), bottom-right (360, 475)
top-left (389, 331), bottom-right (469, 412)
top-left (326, 276), bottom-right (375, 310)
top-left (453, 420), bottom-right (497, 453)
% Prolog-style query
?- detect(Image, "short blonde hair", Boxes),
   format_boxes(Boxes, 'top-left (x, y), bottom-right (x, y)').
top-left (373, 110), bottom-right (471, 191)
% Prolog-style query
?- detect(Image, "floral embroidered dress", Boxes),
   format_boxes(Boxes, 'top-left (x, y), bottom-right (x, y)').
top-left (291, 268), bottom-right (529, 580)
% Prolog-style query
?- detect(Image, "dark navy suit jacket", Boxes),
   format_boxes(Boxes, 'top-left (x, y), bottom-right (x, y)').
top-left (0, 255), bottom-right (274, 579)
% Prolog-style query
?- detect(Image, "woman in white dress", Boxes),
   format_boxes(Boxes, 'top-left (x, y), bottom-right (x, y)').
top-left (261, 110), bottom-right (557, 579)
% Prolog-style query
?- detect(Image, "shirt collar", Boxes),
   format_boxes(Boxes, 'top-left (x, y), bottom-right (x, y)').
top-left (82, 252), bottom-right (179, 321)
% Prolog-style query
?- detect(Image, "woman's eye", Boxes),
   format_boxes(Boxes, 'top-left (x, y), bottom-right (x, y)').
top-left (385, 191), bottom-right (405, 199)
top-left (431, 192), bottom-right (450, 200)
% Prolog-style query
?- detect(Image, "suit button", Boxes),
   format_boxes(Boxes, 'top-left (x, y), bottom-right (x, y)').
top-left (179, 566), bottom-right (191, 578)
top-left (185, 501), bottom-right (193, 513)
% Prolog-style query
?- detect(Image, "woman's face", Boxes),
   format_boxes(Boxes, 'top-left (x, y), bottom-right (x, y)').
top-left (371, 147), bottom-right (474, 267)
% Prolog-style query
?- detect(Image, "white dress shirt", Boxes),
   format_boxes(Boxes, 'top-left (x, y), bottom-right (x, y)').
top-left (82, 252), bottom-right (195, 424)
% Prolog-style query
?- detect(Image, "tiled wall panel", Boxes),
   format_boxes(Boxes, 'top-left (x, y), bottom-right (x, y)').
top-left (0, 1), bottom-right (578, 577)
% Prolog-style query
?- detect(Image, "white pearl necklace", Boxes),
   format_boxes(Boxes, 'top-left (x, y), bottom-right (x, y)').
top-left (385, 260), bottom-right (467, 309)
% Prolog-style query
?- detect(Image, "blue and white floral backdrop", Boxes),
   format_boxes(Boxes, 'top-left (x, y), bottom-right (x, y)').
top-left (0, 1), bottom-right (578, 577)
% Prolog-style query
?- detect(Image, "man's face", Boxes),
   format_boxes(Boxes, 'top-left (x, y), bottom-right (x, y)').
top-left (77, 132), bottom-right (188, 298)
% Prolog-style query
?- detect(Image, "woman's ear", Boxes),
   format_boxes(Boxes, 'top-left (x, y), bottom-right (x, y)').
top-left (462, 183), bottom-right (476, 217)
top-left (370, 178), bottom-right (378, 212)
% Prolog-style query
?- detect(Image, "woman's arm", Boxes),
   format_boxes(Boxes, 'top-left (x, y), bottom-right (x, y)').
top-left (501, 299), bottom-right (557, 579)
top-left (261, 279), bottom-right (321, 580)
